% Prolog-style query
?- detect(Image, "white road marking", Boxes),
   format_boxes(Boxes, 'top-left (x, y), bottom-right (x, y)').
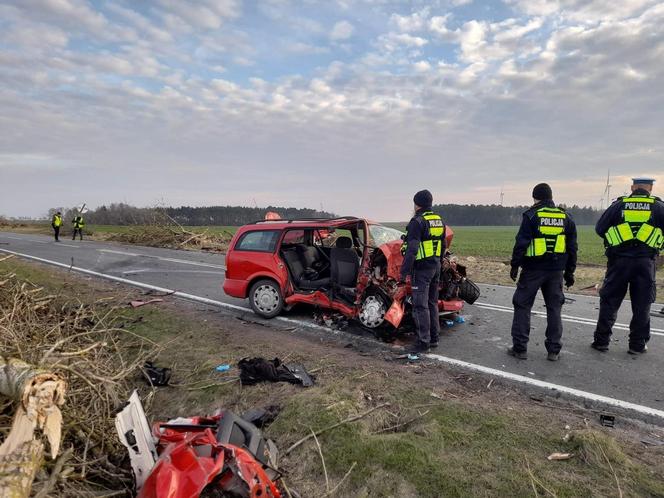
top-left (0, 235), bottom-right (49, 244)
top-left (2, 246), bottom-right (664, 421)
top-left (473, 301), bottom-right (664, 335)
top-left (122, 269), bottom-right (224, 275)
top-left (57, 243), bottom-right (80, 248)
top-left (98, 249), bottom-right (226, 269)
top-left (425, 352), bottom-right (664, 419)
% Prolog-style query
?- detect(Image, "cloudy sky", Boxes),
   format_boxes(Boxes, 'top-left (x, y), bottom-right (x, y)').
top-left (1, 0), bottom-right (663, 220)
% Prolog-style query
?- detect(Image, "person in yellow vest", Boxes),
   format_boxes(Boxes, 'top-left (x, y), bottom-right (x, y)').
top-left (72, 214), bottom-right (85, 241)
top-left (508, 183), bottom-right (578, 361)
top-left (592, 177), bottom-right (664, 355)
top-left (51, 211), bottom-right (62, 242)
top-left (399, 190), bottom-right (445, 354)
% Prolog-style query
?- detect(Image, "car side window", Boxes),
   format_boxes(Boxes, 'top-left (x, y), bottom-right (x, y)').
top-left (282, 229), bottom-right (305, 245)
top-left (235, 230), bottom-right (280, 252)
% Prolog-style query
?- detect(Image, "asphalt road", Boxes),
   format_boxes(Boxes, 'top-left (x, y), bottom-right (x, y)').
top-left (2, 231), bottom-right (664, 418)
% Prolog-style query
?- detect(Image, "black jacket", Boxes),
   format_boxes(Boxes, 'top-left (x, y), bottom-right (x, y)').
top-left (595, 189), bottom-right (664, 259)
top-left (400, 208), bottom-right (446, 280)
top-left (511, 200), bottom-right (577, 273)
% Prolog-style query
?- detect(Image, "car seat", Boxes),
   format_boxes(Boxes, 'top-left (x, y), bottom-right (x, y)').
top-left (330, 236), bottom-right (359, 301)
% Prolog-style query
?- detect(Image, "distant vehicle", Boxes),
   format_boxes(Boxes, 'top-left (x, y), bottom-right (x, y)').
top-left (222, 216), bottom-right (479, 332)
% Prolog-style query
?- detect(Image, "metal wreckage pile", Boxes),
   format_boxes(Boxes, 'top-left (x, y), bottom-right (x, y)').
top-left (0, 257), bottom-right (309, 497)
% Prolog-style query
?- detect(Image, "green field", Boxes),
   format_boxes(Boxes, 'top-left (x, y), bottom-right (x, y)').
top-left (449, 226), bottom-right (606, 266)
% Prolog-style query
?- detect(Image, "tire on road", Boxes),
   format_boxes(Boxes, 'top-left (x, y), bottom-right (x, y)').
top-left (249, 279), bottom-right (284, 319)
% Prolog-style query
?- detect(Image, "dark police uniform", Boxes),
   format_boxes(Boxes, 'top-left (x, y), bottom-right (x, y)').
top-left (510, 201), bottom-right (578, 356)
top-left (400, 208), bottom-right (446, 349)
top-left (593, 187), bottom-right (664, 353)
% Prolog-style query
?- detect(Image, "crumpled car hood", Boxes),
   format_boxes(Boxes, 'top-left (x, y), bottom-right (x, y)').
top-left (376, 227), bottom-right (454, 278)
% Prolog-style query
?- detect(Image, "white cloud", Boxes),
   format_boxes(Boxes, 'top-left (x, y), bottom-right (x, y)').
top-left (330, 20), bottom-right (354, 40)
top-left (413, 60), bottom-right (431, 72)
top-left (390, 9), bottom-right (429, 32)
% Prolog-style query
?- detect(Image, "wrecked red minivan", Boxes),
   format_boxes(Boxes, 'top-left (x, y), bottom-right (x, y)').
top-left (222, 217), bottom-right (479, 332)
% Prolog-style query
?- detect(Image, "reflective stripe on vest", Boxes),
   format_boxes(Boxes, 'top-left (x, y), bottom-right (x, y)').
top-left (74, 217), bottom-right (84, 228)
top-left (416, 212), bottom-right (444, 260)
top-left (525, 207), bottom-right (567, 257)
top-left (604, 196), bottom-right (663, 249)
top-left (401, 212), bottom-right (445, 260)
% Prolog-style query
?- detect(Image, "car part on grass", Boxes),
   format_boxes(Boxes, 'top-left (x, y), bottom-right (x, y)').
top-left (143, 361), bottom-right (172, 387)
top-left (238, 357), bottom-right (315, 387)
top-left (115, 390), bottom-right (158, 491)
top-left (242, 405), bottom-right (281, 429)
top-left (116, 393), bottom-right (282, 498)
top-left (141, 411), bottom-right (282, 498)
top-left (600, 414), bottom-right (616, 427)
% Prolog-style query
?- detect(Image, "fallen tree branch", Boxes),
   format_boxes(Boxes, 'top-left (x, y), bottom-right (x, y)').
top-left (285, 403), bottom-right (390, 455)
top-left (371, 410), bottom-right (430, 435)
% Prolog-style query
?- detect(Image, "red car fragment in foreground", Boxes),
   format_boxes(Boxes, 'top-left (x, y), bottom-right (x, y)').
top-left (116, 392), bottom-right (281, 498)
top-left (138, 418), bottom-right (281, 498)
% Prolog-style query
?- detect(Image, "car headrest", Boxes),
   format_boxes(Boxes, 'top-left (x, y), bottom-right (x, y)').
top-left (336, 236), bottom-right (352, 249)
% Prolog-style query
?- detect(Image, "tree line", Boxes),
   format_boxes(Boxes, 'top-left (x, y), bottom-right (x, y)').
top-left (44, 202), bottom-right (603, 227)
top-left (431, 204), bottom-right (602, 226)
top-left (48, 204), bottom-right (336, 226)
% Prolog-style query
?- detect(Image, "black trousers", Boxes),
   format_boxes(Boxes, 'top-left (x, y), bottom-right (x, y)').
top-left (72, 228), bottom-right (83, 240)
top-left (411, 260), bottom-right (441, 345)
top-left (53, 226), bottom-right (60, 241)
top-left (511, 269), bottom-right (565, 353)
top-left (594, 257), bottom-right (656, 351)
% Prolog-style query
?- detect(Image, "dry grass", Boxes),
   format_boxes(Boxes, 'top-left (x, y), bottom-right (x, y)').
top-left (0, 258), bottom-right (158, 496)
top-left (101, 210), bottom-right (231, 252)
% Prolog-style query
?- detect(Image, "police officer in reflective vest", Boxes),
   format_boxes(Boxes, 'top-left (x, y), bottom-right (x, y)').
top-left (399, 190), bottom-right (445, 353)
top-left (592, 177), bottom-right (664, 355)
top-left (72, 214), bottom-right (85, 240)
top-left (51, 211), bottom-right (62, 242)
top-left (508, 183), bottom-right (578, 361)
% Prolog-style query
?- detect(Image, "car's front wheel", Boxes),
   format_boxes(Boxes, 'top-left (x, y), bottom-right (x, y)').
top-left (249, 279), bottom-right (283, 318)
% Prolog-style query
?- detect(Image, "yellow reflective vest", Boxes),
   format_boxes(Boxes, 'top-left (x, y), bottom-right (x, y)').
top-left (73, 216), bottom-right (85, 229)
top-left (525, 207), bottom-right (567, 257)
top-left (604, 196), bottom-right (664, 249)
top-left (401, 211), bottom-right (445, 260)
top-left (52, 215), bottom-right (62, 227)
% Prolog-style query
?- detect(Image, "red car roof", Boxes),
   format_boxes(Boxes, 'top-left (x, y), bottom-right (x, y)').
top-left (243, 216), bottom-right (363, 230)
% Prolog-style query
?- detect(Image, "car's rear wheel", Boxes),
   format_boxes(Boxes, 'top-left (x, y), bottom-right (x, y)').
top-left (249, 279), bottom-right (283, 318)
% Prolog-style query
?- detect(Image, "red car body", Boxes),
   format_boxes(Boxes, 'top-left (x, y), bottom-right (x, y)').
top-left (223, 217), bottom-right (466, 330)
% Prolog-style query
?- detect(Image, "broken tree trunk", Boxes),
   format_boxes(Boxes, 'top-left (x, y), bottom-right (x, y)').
top-left (0, 357), bottom-right (66, 497)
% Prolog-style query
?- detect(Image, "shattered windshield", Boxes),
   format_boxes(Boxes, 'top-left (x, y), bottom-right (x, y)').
top-left (368, 224), bottom-right (404, 247)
